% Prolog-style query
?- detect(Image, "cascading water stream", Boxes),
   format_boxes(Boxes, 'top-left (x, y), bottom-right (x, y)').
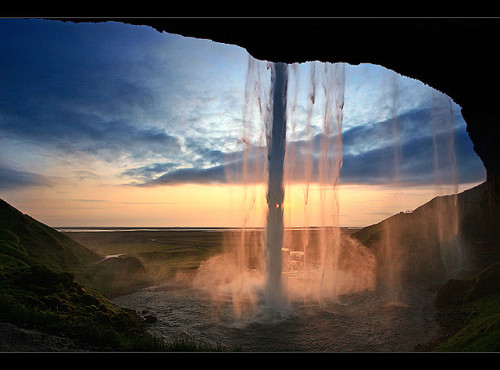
top-left (263, 62), bottom-right (288, 312)
top-left (263, 61), bottom-right (348, 312)
top-left (191, 58), bottom-right (381, 321)
top-left (381, 73), bottom-right (405, 305)
top-left (431, 91), bottom-right (467, 277)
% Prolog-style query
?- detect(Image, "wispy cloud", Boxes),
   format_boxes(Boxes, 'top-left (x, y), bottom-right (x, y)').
top-left (73, 171), bottom-right (99, 181)
top-left (69, 199), bottom-right (108, 203)
top-left (0, 19), bottom-right (245, 179)
top-left (140, 164), bottom-right (228, 186)
top-left (0, 164), bottom-right (53, 190)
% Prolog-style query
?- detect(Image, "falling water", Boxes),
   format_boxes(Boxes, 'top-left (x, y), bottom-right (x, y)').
top-left (381, 73), bottom-right (405, 305)
top-left (263, 62), bottom-right (288, 311)
top-left (192, 58), bottom-right (377, 321)
top-left (193, 60), bottom-right (468, 321)
top-left (431, 91), bottom-right (467, 277)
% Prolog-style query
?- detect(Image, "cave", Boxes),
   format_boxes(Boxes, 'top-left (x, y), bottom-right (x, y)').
top-left (76, 18), bottom-right (498, 211)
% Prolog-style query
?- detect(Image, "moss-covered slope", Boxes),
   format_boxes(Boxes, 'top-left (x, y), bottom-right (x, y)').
top-left (0, 199), bottom-right (101, 273)
top-left (351, 183), bottom-right (500, 352)
top-left (0, 198), bottom-right (154, 298)
top-left (432, 262), bottom-right (500, 351)
top-left (0, 198), bottom-right (163, 350)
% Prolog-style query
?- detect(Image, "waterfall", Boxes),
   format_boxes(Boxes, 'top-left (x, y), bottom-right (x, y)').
top-left (192, 58), bottom-right (376, 320)
top-left (431, 91), bottom-right (467, 277)
top-left (263, 63), bottom-right (288, 311)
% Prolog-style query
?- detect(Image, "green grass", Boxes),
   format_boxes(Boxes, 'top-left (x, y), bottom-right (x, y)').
top-left (65, 230), bottom-right (226, 281)
top-left (0, 199), bottom-right (101, 274)
top-left (0, 199), bottom-right (226, 351)
top-left (3, 195), bottom-right (499, 352)
top-left (435, 293), bottom-right (500, 352)
top-left (0, 263), bottom-right (159, 351)
top-left (0, 262), bottom-right (226, 351)
top-left (432, 262), bottom-right (500, 352)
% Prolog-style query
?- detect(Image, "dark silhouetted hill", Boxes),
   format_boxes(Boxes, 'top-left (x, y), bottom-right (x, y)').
top-left (351, 182), bottom-right (499, 286)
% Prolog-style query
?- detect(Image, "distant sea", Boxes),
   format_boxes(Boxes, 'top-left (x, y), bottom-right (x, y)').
top-left (55, 226), bottom-right (362, 233)
top-left (55, 227), bottom-right (243, 233)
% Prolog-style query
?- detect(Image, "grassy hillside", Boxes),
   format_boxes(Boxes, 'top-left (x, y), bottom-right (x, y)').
top-left (1, 187), bottom-right (498, 351)
top-left (0, 199), bottom-right (101, 273)
top-left (0, 198), bottom-right (154, 298)
top-left (431, 262), bottom-right (500, 351)
top-left (0, 198), bottom-right (224, 351)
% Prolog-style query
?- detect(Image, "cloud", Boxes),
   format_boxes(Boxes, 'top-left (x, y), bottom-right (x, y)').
top-left (70, 199), bottom-right (108, 203)
top-left (0, 19), bottom-right (185, 164)
top-left (0, 18), bottom-right (247, 179)
top-left (133, 145), bottom-right (268, 186)
top-left (0, 114), bottom-right (182, 164)
top-left (340, 129), bottom-right (485, 186)
top-left (0, 34), bottom-right (182, 160)
top-left (339, 105), bottom-right (486, 186)
top-left (141, 164), bottom-right (228, 186)
top-left (72, 171), bottom-right (99, 181)
top-left (131, 105), bottom-right (485, 188)
top-left (0, 164), bottom-right (53, 190)
top-left (121, 162), bottom-right (179, 182)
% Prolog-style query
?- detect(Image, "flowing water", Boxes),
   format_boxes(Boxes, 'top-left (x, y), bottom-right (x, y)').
top-left (113, 278), bottom-right (439, 352)
top-left (431, 91), bottom-right (468, 276)
top-left (262, 62), bottom-right (288, 312)
top-left (189, 60), bottom-right (358, 320)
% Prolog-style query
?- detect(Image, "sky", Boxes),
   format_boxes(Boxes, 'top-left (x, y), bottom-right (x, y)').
top-left (0, 18), bottom-right (486, 227)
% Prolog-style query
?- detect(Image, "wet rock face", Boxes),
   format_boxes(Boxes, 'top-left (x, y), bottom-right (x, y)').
top-left (61, 18), bottom-right (500, 209)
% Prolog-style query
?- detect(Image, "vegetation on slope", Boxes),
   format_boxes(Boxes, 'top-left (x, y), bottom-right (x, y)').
top-left (431, 262), bottom-right (500, 351)
top-left (0, 199), bottom-right (101, 273)
top-left (0, 198), bottom-right (222, 351)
